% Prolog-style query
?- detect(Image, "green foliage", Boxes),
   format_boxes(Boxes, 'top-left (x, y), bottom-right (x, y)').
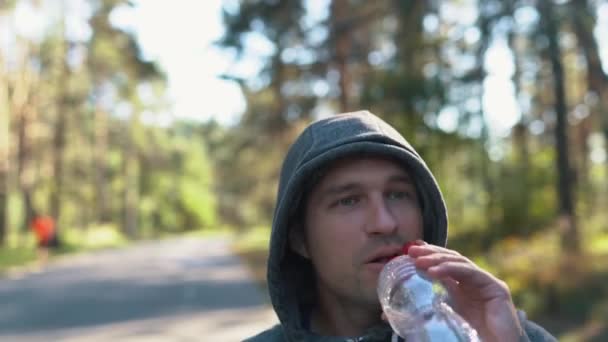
top-left (173, 130), bottom-right (217, 228)
top-left (1, 0), bottom-right (217, 248)
top-left (133, 124), bottom-right (218, 235)
top-left (0, 224), bottom-right (128, 273)
top-left (233, 225), bottom-right (272, 252)
top-left (7, 192), bottom-right (24, 237)
top-left (215, 1), bottom-right (608, 339)
top-left (57, 224), bottom-right (128, 252)
top-left (1, 0), bottom-right (607, 338)
top-left (177, 172), bottom-right (217, 230)
top-left (0, 247), bottom-right (36, 273)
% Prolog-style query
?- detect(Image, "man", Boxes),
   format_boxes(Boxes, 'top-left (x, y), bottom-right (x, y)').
top-left (31, 214), bottom-right (57, 268)
top-left (247, 111), bottom-right (555, 341)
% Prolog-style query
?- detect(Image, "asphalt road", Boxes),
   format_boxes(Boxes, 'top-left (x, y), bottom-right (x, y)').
top-left (0, 237), bottom-right (277, 341)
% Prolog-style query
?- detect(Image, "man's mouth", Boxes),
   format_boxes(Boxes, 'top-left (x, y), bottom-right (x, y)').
top-left (369, 254), bottom-right (400, 264)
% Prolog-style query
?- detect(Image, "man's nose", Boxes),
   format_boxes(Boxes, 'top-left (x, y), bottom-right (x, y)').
top-left (366, 195), bottom-right (398, 235)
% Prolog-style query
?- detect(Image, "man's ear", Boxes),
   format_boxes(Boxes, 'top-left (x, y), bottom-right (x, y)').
top-left (288, 224), bottom-right (309, 258)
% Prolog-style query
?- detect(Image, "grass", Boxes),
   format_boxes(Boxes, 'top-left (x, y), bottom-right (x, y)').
top-left (0, 225), bottom-right (241, 275)
top-left (0, 232), bottom-right (40, 273)
top-left (233, 225), bottom-right (271, 251)
top-left (0, 224), bottom-right (129, 274)
top-left (232, 226), bottom-right (271, 290)
top-left (182, 225), bottom-right (234, 239)
top-left (0, 247), bottom-right (37, 272)
top-left (59, 224), bottom-right (129, 252)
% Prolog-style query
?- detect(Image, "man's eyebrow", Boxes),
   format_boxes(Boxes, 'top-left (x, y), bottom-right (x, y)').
top-left (320, 183), bottom-right (362, 197)
top-left (320, 173), bottom-right (414, 197)
top-left (388, 174), bottom-right (414, 184)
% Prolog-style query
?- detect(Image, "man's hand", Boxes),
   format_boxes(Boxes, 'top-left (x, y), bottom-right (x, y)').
top-left (406, 240), bottom-right (525, 342)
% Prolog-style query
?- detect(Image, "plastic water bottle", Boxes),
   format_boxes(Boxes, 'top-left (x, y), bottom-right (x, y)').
top-left (377, 253), bottom-right (481, 341)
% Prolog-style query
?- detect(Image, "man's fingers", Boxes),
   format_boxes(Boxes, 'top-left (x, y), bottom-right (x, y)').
top-left (413, 253), bottom-right (468, 269)
top-left (426, 261), bottom-right (491, 285)
top-left (407, 245), bottom-right (510, 300)
top-left (440, 277), bottom-right (462, 305)
top-left (427, 261), bottom-right (477, 278)
top-left (441, 277), bottom-right (460, 290)
top-left (407, 244), bottom-right (461, 258)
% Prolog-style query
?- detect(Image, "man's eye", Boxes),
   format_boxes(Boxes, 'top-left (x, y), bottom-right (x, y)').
top-left (338, 196), bottom-right (359, 206)
top-left (387, 191), bottom-right (410, 200)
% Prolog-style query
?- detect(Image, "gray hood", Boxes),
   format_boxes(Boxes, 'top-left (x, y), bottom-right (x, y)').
top-left (267, 111), bottom-right (448, 341)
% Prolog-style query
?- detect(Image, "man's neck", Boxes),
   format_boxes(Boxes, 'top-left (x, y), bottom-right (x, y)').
top-left (310, 291), bottom-right (382, 337)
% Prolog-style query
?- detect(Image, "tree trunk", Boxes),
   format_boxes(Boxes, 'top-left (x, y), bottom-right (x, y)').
top-left (539, 1), bottom-right (580, 253)
top-left (272, 52), bottom-right (287, 131)
top-left (50, 40), bottom-right (69, 229)
top-left (123, 153), bottom-right (138, 239)
top-left (16, 103), bottom-right (36, 232)
top-left (570, 0), bottom-right (608, 191)
top-left (331, 0), bottom-right (352, 112)
top-left (575, 115), bottom-right (593, 214)
top-left (507, 17), bottom-right (531, 225)
top-left (94, 105), bottom-right (110, 222)
top-left (122, 110), bottom-right (140, 239)
top-left (474, 0), bottom-right (495, 231)
top-left (0, 60), bottom-right (9, 246)
top-left (0, 171), bottom-right (6, 246)
top-left (13, 47), bottom-right (37, 235)
top-left (394, 1), bottom-right (427, 132)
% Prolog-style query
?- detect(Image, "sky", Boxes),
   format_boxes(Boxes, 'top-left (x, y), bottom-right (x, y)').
top-left (109, 0), bottom-right (247, 126)
top-left (4, 0), bottom-right (608, 139)
top-left (6, 0), bottom-right (249, 126)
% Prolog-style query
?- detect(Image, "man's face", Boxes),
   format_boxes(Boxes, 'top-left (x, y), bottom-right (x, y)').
top-left (296, 157), bottom-right (423, 309)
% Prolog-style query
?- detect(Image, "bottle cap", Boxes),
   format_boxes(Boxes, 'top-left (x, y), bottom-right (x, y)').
top-left (402, 241), bottom-right (417, 255)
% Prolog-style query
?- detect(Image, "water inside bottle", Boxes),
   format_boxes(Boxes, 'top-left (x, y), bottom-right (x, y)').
top-left (378, 255), bottom-right (480, 341)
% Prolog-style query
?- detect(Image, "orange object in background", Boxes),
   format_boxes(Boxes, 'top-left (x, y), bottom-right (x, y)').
top-left (32, 216), bottom-right (55, 245)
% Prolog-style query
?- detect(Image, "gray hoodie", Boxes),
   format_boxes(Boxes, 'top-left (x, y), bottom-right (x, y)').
top-left (246, 111), bottom-right (556, 342)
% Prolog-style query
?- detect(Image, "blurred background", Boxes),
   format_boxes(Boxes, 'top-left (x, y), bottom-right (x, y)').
top-left (1, 0), bottom-right (607, 341)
